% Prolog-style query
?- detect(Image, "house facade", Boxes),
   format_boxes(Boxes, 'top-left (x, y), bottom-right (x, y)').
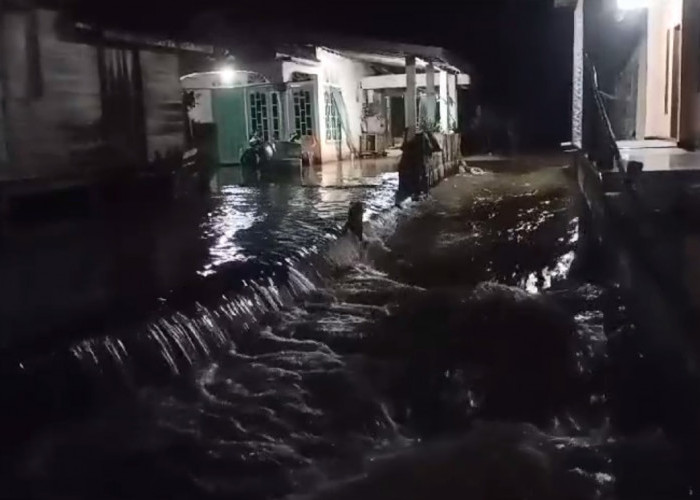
top-left (0, 3), bottom-right (471, 195)
top-left (182, 43), bottom-right (470, 165)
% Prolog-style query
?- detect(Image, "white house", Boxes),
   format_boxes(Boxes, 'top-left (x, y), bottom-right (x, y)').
top-left (181, 41), bottom-right (471, 165)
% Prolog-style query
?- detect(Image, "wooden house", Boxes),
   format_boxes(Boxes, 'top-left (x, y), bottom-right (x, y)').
top-left (0, 4), bottom-right (213, 211)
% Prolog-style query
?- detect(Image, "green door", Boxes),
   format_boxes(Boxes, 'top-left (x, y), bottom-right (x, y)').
top-left (212, 88), bottom-right (249, 164)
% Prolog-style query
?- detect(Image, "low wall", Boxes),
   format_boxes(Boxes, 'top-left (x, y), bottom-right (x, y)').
top-left (427, 133), bottom-right (461, 187)
top-left (398, 132), bottom-right (461, 201)
top-left (575, 151), bottom-right (700, 462)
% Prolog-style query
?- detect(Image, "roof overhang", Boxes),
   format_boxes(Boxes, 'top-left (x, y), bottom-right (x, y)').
top-left (72, 21), bottom-right (214, 53)
top-left (319, 39), bottom-right (470, 75)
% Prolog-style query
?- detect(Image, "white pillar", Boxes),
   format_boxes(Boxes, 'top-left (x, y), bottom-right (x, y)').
top-left (281, 89), bottom-right (292, 140)
top-left (425, 62), bottom-right (436, 129)
top-left (439, 70), bottom-right (449, 133)
top-left (572, 0), bottom-right (584, 147)
top-left (447, 72), bottom-right (458, 131)
top-left (405, 55), bottom-right (417, 139)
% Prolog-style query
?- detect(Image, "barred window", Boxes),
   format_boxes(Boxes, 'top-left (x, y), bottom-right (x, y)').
top-left (249, 91), bottom-right (270, 140)
top-left (325, 89), bottom-right (341, 142)
top-left (293, 89), bottom-right (313, 137)
top-left (271, 93), bottom-right (281, 140)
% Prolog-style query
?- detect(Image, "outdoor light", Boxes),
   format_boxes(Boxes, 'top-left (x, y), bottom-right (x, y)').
top-left (219, 66), bottom-right (236, 86)
top-left (617, 0), bottom-right (650, 10)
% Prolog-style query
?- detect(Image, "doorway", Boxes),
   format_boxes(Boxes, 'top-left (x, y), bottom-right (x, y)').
top-left (212, 88), bottom-right (248, 164)
top-left (389, 96), bottom-right (405, 145)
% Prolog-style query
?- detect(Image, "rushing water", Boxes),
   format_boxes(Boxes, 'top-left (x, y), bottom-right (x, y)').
top-left (0, 158), bottom-right (696, 499)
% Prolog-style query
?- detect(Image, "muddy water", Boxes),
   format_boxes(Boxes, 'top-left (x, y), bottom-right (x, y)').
top-left (1, 160), bottom-right (695, 499)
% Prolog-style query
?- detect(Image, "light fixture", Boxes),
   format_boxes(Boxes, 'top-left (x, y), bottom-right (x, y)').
top-left (617, 0), bottom-right (650, 10)
top-left (219, 66), bottom-right (236, 86)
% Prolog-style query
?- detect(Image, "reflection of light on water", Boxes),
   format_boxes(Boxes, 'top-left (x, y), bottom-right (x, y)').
top-left (523, 217), bottom-right (579, 293)
top-left (199, 194), bottom-right (258, 276)
top-left (318, 188), bottom-right (353, 208)
top-left (525, 250), bottom-right (575, 293)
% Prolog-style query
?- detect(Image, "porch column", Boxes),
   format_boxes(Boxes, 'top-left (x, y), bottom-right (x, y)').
top-left (447, 72), bottom-right (458, 130)
top-left (572, 0), bottom-right (584, 148)
top-left (439, 70), bottom-right (449, 133)
top-left (425, 62), bottom-right (436, 129)
top-left (281, 88), bottom-right (292, 140)
top-left (405, 55), bottom-right (417, 139)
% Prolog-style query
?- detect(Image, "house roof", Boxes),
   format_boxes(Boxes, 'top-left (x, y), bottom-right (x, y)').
top-left (56, 5), bottom-right (473, 75)
top-left (297, 34), bottom-right (472, 74)
top-left (71, 21), bottom-right (214, 53)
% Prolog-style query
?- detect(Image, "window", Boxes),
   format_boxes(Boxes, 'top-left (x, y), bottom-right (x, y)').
top-left (325, 89), bottom-right (341, 141)
top-left (293, 89), bottom-right (313, 137)
top-left (271, 93), bottom-right (281, 140)
top-left (249, 91), bottom-right (270, 140)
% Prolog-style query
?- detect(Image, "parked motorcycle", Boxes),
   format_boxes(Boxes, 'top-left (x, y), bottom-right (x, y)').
top-left (240, 131), bottom-right (302, 169)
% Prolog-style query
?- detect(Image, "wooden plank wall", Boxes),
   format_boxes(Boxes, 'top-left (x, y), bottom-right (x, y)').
top-left (140, 50), bottom-right (185, 163)
top-left (1, 9), bottom-right (187, 182)
top-left (2, 9), bottom-right (102, 179)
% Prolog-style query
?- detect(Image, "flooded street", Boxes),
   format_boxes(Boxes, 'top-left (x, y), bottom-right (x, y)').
top-left (0, 158), bottom-right (695, 499)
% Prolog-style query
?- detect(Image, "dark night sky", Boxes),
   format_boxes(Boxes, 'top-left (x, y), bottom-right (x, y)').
top-left (61, 0), bottom-right (574, 146)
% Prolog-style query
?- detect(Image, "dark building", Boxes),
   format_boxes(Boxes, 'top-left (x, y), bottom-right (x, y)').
top-left (0, 4), bottom-right (213, 210)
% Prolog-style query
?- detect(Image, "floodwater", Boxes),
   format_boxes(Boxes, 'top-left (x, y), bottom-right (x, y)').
top-left (0, 157), bottom-right (696, 499)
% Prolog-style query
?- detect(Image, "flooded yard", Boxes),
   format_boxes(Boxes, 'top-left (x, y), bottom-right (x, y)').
top-left (0, 157), bottom-right (695, 500)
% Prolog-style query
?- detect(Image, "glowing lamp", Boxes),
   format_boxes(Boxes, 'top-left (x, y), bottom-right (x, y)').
top-left (219, 67), bottom-right (236, 86)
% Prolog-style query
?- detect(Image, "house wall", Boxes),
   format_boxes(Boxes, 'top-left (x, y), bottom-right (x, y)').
top-left (645, 0), bottom-right (683, 138)
top-left (282, 61), bottom-right (322, 158)
top-left (1, 8), bottom-right (188, 182)
top-left (140, 50), bottom-right (185, 162)
top-left (316, 48), bottom-right (370, 163)
top-left (679, 0), bottom-right (700, 148)
top-left (2, 9), bottom-right (102, 178)
top-left (612, 40), bottom-right (642, 139)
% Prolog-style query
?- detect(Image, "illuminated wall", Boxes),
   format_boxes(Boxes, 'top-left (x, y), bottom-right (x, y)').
top-left (644, 0), bottom-right (683, 138)
top-left (315, 48), bottom-right (370, 163)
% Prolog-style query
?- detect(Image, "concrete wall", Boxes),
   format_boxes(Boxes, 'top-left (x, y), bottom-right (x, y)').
top-left (612, 40), bottom-right (642, 139)
top-left (679, 0), bottom-right (700, 148)
top-left (316, 47), bottom-right (370, 163)
top-left (645, 0), bottom-right (683, 138)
